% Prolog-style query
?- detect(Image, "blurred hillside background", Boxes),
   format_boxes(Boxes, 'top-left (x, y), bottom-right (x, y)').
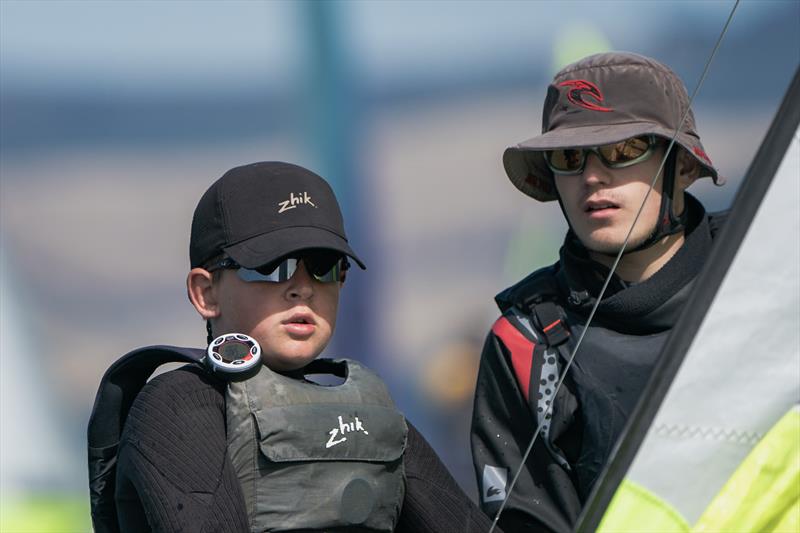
top-left (1, 1), bottom-right (798, 531)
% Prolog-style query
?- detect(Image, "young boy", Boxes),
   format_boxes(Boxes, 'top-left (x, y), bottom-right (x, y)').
top-left (89, 162), bottom-right (497, 532)
top-left (471, 52), bottom-right (726, 531)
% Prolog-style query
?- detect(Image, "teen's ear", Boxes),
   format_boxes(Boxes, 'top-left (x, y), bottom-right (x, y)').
top-left (675, 148), bottom-right (701, 193)
top-left (187, 268), bottom-right (220, 320)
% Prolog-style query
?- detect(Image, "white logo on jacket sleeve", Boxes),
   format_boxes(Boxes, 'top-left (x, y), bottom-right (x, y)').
top-left (482, 465), bottom-right (508, 503)
top-left (326, 415), bottom-right (369, 449)
top-left (278, 192), bottom-right (317, 213)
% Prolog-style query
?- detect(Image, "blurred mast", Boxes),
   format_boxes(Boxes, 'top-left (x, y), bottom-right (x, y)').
top-left (299, 1), bottom-right (376, 362)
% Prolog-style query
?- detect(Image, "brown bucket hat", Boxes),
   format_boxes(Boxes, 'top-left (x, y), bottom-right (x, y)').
top-left (503, 52), bottom-right (724, 202)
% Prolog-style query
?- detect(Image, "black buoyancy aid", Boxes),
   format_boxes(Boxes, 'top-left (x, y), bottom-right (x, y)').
top-left (472, 265), bottom-right (680, 531)
top-left (87, 347), bottom-right (407, 533)
top-left (472, 267), bottom-right (583, 532)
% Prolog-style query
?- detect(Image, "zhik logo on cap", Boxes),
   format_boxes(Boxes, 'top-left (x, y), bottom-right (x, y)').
top-left (559, 79), bottom-right (613, 112)
top-left (278, 191), bottom-right (317, 214)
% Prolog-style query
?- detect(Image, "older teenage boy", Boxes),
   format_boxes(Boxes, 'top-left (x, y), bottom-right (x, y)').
top-left (89, 162), bottom-right (497, 532)
top-left (471, 52), bottom-right (726, 531)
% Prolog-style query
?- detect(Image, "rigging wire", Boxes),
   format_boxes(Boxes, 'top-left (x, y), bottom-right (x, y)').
top-left (488, 2), bottom-right (741, 530)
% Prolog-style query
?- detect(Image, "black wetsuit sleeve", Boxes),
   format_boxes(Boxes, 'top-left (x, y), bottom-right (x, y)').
top-left (114, 366), bottom-right (249, 533)
top-left (397, 421), bottom-right (500, 533)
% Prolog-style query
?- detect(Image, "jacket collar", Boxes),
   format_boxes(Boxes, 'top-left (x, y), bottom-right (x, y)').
top-left (495, 194), bottom-right (714, 335)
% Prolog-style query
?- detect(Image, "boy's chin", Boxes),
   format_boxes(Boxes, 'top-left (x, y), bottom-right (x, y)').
top-left (264, 352), bottom-right (320, 372)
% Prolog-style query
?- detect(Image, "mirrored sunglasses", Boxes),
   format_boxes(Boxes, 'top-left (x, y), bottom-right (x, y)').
top-left (211, 251), bottom-right (349, 284)
top-left (545, 135), bottom-right (659, 175)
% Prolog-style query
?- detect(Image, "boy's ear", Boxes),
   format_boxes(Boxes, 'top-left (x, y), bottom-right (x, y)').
top-left (187, 268), bottom-right (220, 320)
top-left (675, 148), bottom-right (701, 193)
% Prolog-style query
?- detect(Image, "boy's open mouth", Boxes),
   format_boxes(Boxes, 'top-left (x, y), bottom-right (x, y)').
top-left (283, 312), bottom-right (316, 330)
top-left (283, 312), bottom-right (316, 337)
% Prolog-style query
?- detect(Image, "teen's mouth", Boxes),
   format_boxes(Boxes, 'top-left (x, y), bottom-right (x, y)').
top-left (583, 198), bottom-right (620, 218)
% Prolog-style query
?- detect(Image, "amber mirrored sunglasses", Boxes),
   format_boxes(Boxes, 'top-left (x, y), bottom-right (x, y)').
top-left (545, 135), bottom-right (660, 175)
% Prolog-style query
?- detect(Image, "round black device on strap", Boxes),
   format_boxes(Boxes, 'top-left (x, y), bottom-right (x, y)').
top-left (206, 333), bottom-right (262, 376)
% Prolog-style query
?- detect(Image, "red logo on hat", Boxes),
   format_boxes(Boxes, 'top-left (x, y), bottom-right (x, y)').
top-left (525, 172), bottom-right (554, 195)
top-left (559, 80), bottom-right (613, 112)
top-left (693, 146), bottom-right (713, 164)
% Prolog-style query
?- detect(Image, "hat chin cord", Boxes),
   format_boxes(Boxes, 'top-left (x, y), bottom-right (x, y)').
top-left (626, 149), bottom-right (688, 253)
top-left (556, 150), bottom-right (688, 256)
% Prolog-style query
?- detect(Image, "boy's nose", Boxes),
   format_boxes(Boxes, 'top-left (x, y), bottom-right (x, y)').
top-left (285, 261), bottom-right (314, 300)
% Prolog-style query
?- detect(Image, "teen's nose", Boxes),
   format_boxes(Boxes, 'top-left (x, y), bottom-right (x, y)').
top-left (581, 153), bottom-right (612, 187)
top-left (285, 261), bottom-right (314, 301)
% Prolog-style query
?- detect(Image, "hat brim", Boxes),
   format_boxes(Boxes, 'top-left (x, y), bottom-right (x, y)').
top-left (223, 226), bottom-right (366, 270)
top-left (504, 122), bottom-right (723, 202)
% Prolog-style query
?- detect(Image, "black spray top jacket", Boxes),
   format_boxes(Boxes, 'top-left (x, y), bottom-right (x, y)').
top-left (471, 195), bottom-right (725, 532)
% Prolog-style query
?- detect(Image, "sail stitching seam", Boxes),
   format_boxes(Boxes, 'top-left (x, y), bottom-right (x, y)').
top-left (652, 424), bottom-right (763, 445)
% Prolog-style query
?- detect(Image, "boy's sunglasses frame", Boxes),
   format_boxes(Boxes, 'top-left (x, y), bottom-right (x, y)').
top-left (208, 254), bottom-right (349, 284)
top-left (545, 135), bottom-right (659, 175)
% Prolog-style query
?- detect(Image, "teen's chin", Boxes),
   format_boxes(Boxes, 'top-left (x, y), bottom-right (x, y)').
top-left (581, 230), bottom-right (629, 255)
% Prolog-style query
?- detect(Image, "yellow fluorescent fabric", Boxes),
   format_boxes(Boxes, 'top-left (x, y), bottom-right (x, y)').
top-left (693, 407), bottom-right (800, 533)
top-left (599, 407), bottom-right (800, 533)
top-left (597, 480), bottom-right (690, 533)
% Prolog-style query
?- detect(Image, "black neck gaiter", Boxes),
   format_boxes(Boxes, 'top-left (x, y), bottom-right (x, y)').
top-left (557, 193), bottom-right (711, 334)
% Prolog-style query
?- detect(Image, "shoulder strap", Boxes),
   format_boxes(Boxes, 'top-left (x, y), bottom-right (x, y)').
top-left (87, 346), bottom-right (206, 533)
top-left (491, 263), bottom-right (571, 403)
top-left (531, 300), bottom-right (570, 347)
top-left (492, 288), bottom-right (574, 472)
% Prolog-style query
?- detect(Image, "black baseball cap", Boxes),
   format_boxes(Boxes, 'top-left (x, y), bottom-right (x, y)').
top-left (190, 161), bottom-right (365, 270)
top-left (503, 52), bottom-right (724, 202)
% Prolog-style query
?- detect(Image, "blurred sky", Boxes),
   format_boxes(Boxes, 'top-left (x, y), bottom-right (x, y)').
top-left (0, 1), bottom-right (787, 90)
top-left (1, 0), bottom-right (798, 515)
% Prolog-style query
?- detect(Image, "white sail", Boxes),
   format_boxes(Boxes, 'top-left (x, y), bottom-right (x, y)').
top-left (622, 122), bottom-right (800, 522)
top-left (576, 69), bottom-right (800, 532)
top-left (0, 249), bottom-right (75, 495)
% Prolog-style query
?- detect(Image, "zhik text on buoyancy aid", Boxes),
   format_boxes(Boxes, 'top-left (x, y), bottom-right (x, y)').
top-left (87, 346), bottom-right (407, 533)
